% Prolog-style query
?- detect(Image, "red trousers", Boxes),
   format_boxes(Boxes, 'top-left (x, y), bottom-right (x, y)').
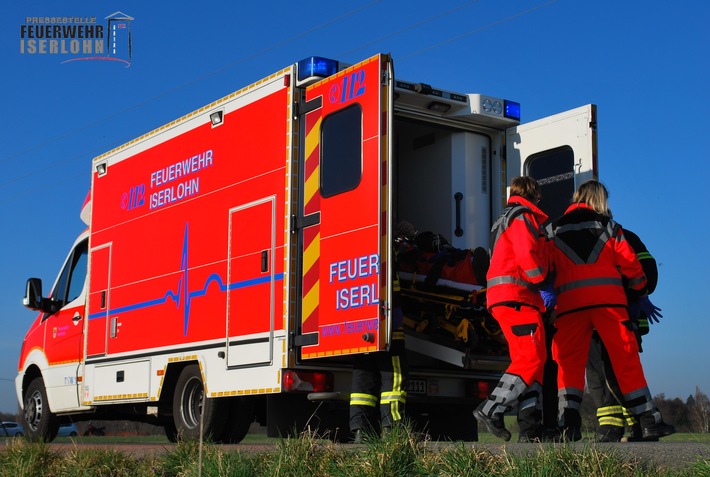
top-left (492, 305), bottom-right (546, 386)
top-left (553, 307), bottom-right (648, 394)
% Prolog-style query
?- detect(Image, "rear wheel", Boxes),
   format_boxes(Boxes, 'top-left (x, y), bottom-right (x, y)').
top-left (172, 364), bottom-right (227, 441)
top-left (164, 420), bottom-right (178, 443)
top-left (220, 397), bottom-right (255, 443)
top-left (23, 377), bottom-right (59, 442)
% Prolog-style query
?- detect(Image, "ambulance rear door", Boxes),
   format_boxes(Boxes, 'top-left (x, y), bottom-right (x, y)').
top-left (297, 54), bottom-right (393, 359)
top-left (506, 104), bottom-right (597, 222)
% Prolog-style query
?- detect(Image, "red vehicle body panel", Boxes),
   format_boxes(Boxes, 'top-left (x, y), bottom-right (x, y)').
top-left (87, 85), bottom-right (290, 357)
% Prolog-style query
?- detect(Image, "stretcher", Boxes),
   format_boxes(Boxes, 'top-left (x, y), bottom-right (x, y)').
top-left (396, 241), bottom-right (508, 367)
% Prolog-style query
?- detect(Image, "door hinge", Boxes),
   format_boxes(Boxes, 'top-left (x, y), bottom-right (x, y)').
top-left (291, 212), bottom-right (321, 231)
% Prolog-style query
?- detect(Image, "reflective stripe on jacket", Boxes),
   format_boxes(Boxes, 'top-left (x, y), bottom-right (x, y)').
top-left (549, 203), bottom-right (647, 317)
top-left (486, 196), bottom-right (549, 310)
top-left (624, 229), bottom-right (658, 294)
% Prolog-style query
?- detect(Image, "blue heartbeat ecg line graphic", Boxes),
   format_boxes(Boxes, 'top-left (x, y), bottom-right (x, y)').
top-left (181, 223), bottom-right (190, 335)
top-left (88, 223), bottom-right (284, 335)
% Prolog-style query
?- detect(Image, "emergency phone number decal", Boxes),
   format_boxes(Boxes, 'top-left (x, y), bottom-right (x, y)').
top-left (328, 69), bottom-right (366, 105)
top-left (120, 149), bottom-right (215, 212)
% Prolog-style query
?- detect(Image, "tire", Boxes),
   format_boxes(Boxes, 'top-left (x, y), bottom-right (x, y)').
top-left (219, 396), bottom-right (255, 444)
top-left (164, 420), bottom-right (178, 443)
top-left (172, 364), bottom-right (227, 441)
top-left (69, 431), bottom-right (78, 437)
top-left (23, 377), bottom-right (59, 442)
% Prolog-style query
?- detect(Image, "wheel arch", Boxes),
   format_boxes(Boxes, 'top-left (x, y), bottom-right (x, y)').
top-left (157, 360), bottom-right (194, 416)
top-left (21, 365), bottom-right (44, 406)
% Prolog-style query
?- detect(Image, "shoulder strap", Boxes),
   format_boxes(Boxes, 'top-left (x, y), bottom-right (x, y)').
top-left (490, 204), bottom-right (532, 251)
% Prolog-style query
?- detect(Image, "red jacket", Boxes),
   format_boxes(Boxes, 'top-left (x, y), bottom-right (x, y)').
top-left (548, 203), bottom-right (647, 317)
top-left (486, 196), bottom-right (549, 311)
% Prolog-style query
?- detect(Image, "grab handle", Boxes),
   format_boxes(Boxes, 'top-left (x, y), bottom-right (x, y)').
top-left (454, 192), bottom-right (464, 237)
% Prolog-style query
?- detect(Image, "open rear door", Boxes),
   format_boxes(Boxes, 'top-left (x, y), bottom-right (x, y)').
top-left (299, 54), bottom-right (393, 359)
top-left (506, 105), bottom-right (597, 222)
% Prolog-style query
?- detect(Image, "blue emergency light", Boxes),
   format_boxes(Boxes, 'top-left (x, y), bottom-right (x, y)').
top-left (297, 56), bottom-right (339, 83)
top-left (504, 100), bottom-right (521, 121)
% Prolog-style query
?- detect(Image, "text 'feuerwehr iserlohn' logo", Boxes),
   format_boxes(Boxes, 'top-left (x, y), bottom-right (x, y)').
top-left (19, 11), bottom-right (133, 67)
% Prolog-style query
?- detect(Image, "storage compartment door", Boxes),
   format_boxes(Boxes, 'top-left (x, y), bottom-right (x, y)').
top-left (299, 54), bottom-right (392, 358)
top-left (226, 197), bottom-right (276, 367)
top-left (506, 104), bottom-right (597, 222)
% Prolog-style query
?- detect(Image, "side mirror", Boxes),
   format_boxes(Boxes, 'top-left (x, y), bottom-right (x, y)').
top-left (23, 278), bottom-right (55, 313)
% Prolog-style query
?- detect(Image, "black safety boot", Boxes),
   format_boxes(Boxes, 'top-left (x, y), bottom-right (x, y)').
top-left (541, 427), bottom-right (561, 442)
top-left (641, 421), bottom-right (676, 440)
top-left (624, 422), bottom-right (655, 442)
top-left (517, 407), bottom-right (542, 443)
top-left (473, 404), bottom-right (511, 441)
top-left (595, 425), bottom-right (623, 442)
top-left (555, 408), bottom-right (582, 441)
top-left (639, 412), bottom-right (676, 440)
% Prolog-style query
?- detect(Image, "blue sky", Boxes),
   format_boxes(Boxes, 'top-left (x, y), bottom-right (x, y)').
top-left (1, 0), bottom-right (707, 413)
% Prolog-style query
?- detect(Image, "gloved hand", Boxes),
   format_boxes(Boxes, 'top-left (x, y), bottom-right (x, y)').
top-left (639, 296), bottom-right (663, 324)
top-left (539, 282), bottom-right (556, 311)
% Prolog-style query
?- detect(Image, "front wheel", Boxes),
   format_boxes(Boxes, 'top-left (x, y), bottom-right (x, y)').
top-left (172, 364), bottom-right (227, 441)
top-left (23, 377), bottom-right (59, 442)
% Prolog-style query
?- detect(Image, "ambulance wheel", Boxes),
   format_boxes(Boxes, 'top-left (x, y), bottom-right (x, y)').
top-left (172, 364), bottom-right (227, 441)
top-left (220, 396), bottom-right (255, 443)
top-left (164, 420), bottom-right (178, 443)
top-left (23, 377), bottom-right (59, 442)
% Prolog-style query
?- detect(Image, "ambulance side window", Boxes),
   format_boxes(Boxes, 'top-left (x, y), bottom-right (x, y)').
top-left (320, 104), bottom-right (362, 197)
top-left (66, 241), bottom-right (88, 303)
top-left (525, 146), bottom-right (575, 223)
top-left (50, 239), bottom-right (89, 309)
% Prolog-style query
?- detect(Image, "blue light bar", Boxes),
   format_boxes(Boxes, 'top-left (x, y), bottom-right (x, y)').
top-left (504, 100), bottom-right (521, 121)
top-left (297, 56), bottom-right (339, 83)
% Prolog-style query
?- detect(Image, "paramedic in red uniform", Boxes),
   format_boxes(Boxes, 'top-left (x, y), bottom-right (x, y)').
top-left (474, 176), bottom-right (550, 442)
top-left (548, 180), bottom-right (675, 441)
top-left (587, 227), bottom-right (664, 442)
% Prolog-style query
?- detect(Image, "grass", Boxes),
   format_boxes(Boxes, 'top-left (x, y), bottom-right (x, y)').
top-left (1, 427), bottom-right (708, 477)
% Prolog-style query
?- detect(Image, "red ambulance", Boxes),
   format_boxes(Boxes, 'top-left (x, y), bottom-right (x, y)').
top-left (17, 54), bottom-right (596, 442)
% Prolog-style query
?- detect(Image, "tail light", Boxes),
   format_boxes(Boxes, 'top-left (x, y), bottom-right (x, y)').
top-left (467, 380), bottom-right (495, 399)
top-left (282, 370), bottom-right (334, 393)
